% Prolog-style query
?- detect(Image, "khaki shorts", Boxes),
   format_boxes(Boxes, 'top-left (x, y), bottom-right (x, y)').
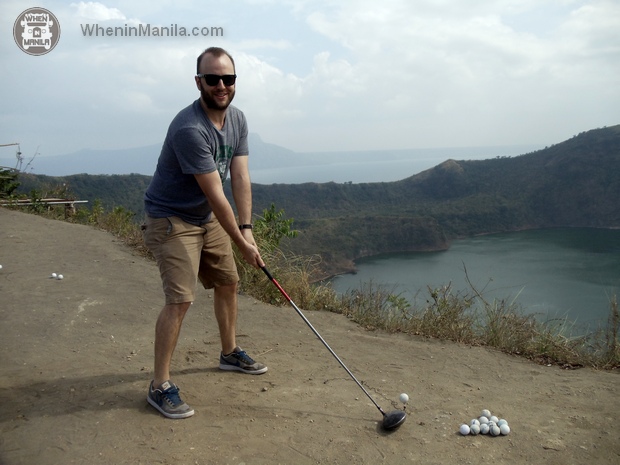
top-left (142, 215), bottom-right (239, 304)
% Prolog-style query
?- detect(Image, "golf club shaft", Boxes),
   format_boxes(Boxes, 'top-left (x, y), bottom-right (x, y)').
top-left (261, 266), bottom-right (386, 416)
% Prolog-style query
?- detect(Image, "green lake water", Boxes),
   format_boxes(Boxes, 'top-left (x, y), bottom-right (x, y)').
top-left (331, 228), bottom-right (620, 333)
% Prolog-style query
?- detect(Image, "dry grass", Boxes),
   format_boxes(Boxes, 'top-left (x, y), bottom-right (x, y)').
top-left (19, 199), bottom-right (619, 370)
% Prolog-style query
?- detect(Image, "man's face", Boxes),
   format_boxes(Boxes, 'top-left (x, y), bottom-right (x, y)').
top-left (196, 53), bottom-right (236, 111)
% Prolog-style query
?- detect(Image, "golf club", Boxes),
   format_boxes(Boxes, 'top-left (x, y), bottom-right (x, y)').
top-left (261, 266), bottom-right (407, 431)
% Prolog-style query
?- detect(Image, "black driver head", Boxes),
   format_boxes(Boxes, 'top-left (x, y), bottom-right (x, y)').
top-left (382, 410), bottom-right (407, 431)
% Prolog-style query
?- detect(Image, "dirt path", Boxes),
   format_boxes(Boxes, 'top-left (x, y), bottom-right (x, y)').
top-left (0, 208), bottom-right (618, 464)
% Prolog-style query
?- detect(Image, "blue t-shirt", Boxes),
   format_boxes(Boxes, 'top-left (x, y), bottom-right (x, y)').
top-left (144, 100), bottom-right (249, 225)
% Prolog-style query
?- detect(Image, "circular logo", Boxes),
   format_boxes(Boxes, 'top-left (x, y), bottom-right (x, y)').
top-left (13, 7), bottom-right (61, 56)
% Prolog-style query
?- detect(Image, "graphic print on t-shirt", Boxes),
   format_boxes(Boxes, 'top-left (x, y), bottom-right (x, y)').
top-left (215, 145), bottom-right (233, 182)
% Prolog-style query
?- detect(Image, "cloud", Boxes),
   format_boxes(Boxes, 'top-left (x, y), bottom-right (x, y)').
top-left (245, 0), bottom-right (620, 149)
top-left (235, 52), bottom-right (306, 120)
top-left (1, 0), bottom-right (619, 158)
top-left (237, 39), bottom-right (293, 51)
top-left (70, 1), bottom-right (126, 21)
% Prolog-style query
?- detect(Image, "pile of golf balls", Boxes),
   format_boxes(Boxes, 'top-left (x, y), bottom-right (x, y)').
top-left (459, 409), bottom-right (511, 437)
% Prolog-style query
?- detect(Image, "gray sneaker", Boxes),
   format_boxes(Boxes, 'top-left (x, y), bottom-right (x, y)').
top-left (219, 347), bottom-right (268, 374)
top-left (147, 380), bottom-right (195, 419)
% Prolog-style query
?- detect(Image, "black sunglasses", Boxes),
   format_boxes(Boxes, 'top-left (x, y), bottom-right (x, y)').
top-left (196, 74), bottom-right (237, 86)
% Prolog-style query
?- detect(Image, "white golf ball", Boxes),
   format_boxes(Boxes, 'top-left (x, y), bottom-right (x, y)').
top-left (469, 424), bottom-right (481, 435)
top-left (500, 424), bottom-right (511, 435)
top-left (57, 274), bottom-right (64, 280)
top-left (399, 393), bottom-right (409, 403)
top-left (459, 424), bottom-right (470, 436)
top-left (490, 415), bottom-right (499, 423)
top-left (0, 264), bottom-right (3, 269)
top-left (497, 419), bottom-right (508, 427)
top-left (479, 416), bottom-right (489, 424)
top-left (470, 418), bottom-right (480, 427)
top-left (480, 423), bottom-right (490, 435)
top-left (51, 273), bottom-right (57, 278)
top-left (481, 409), bottom-right (492, 418)
top-left (489, 424), bottom-right (501, 436)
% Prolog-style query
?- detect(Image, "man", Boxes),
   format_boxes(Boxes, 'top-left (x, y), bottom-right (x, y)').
top-left (142, 47), bottom-right (267, 419)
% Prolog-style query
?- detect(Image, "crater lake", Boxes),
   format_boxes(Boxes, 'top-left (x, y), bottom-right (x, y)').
top-left (331, 228), bottom-right (620, 333)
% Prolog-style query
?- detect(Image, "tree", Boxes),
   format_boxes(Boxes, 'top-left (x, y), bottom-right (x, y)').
top-left (0, 168), bottom-right (20, 199)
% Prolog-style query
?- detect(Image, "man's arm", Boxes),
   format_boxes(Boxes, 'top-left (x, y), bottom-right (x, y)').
top-left (229, 155), bottom-right (259, 248)
top-left (229, 155), bottom-right (252, 225)
top-left (194, 170), bottom-right (263, 268)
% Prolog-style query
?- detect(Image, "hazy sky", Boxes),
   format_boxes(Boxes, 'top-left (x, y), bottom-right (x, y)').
top-left (2, 0), bottom-right (619, 160)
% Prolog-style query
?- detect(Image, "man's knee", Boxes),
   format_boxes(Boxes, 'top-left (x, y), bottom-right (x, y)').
top-left (167, 301), bottom-right (192, 310)
top-left (160, 302), bottom-right (192, 320)
top-left (216, 281), bottom-right (237, 293)
top-left (214, 282), bottom-right (238, 300)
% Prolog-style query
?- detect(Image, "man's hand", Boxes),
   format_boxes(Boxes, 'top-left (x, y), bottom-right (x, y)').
top-left (239, 236), bottom-right (264, 268)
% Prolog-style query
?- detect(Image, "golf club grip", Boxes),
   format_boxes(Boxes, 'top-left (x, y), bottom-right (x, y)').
top-left (261, 266), bottom-right (292, 301)
top-left (261, 266), bottom-right (274, 281)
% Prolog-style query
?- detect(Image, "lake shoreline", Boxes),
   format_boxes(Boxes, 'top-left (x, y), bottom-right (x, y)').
top-left (328, 227), bottom-right (620, 330)
top-left (319, 225), bottom-right (620, 282)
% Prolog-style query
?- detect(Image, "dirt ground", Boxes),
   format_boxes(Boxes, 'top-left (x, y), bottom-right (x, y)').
top-left (0, 208), bottom-right (618, 465)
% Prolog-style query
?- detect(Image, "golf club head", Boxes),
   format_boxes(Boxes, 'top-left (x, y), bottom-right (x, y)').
top-left (382, 410), bottom-right (407, 431)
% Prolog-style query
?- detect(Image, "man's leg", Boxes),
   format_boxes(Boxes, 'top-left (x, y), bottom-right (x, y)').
top-left (147, 301), bottom-right (195, 419)
top-left (143, 216), bottom-right (202, 418)
top-left (153, 302), bottom-right (192, 387)
top-left (213, 283), bottom-right (238, 355)
top-left (200, 217), bottom-right (267, 374)
top-left (215, 282), bottom-right (268, 374)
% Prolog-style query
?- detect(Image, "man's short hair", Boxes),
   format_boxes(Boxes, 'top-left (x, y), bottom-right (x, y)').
top-left (196, 47), bottom-right (236, 74)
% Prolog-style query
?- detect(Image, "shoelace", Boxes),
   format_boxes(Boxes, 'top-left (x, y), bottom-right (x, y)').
top-left (234, 350), bottom-right (255, 364)
top-left (160, 386), bottom-right (183, 406)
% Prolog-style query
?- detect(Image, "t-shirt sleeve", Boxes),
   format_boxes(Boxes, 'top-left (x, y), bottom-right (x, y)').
top-left (171, 127), bottom-right (218, 175)
top-left (234, 113), bottom-right (249, 157)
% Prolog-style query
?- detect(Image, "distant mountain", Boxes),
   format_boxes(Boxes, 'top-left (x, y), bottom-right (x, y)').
top-left (247, 125), bottom-right (620, 274)
top-left (0, 134), bottom-right (294, 177)
top-left (1, 134), bottom-right (537, 182)
top-left (11, 125), bottom-right (619, 277)
top-left (28, 144), bottom-right (162, 176)
top-left (250, 125), bottom-right (620, 224)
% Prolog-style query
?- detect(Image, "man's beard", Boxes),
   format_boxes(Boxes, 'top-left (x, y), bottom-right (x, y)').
top-left (200, 86), bottom-right (235, 110)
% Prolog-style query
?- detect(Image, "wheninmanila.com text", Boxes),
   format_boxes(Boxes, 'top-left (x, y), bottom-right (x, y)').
top-left (80, 23), bottom-right (224, 37)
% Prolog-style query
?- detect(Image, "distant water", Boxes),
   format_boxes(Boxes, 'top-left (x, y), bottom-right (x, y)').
top-left (331, 228), bottom-right (620, 333)
top-left (250, 144), bottom-right (542, 184)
